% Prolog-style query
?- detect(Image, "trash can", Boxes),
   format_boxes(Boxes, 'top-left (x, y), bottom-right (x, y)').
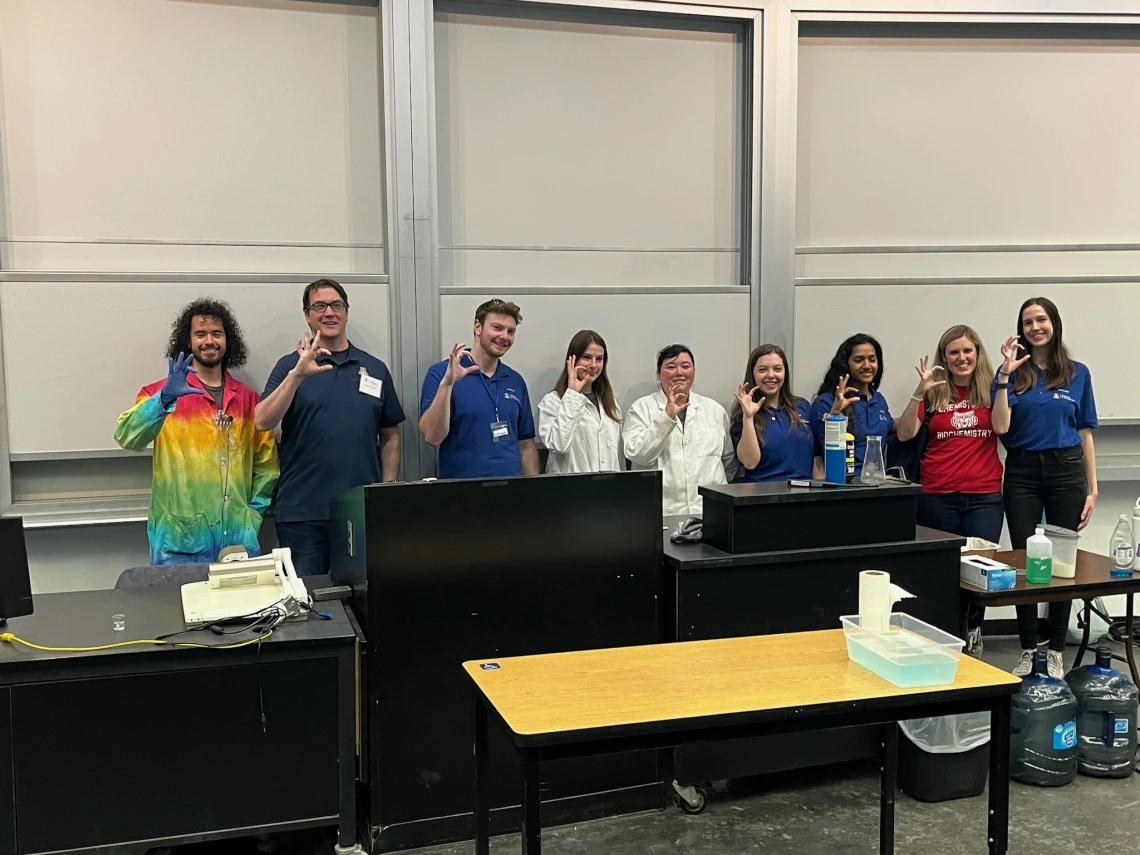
top-left (899, 713), bottom-right (990, 802)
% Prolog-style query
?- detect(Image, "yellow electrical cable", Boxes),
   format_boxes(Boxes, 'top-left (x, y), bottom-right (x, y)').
top-left (0, 629), bottom-right (274, 653)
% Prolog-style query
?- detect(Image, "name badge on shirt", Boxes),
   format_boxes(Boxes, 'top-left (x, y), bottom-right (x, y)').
top-left (490, 420), bottom-right (509, 442)
top-left (359, 374), bottom-right (383, 398)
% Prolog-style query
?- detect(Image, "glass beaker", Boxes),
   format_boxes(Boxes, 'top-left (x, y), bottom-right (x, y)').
top-left (860, 435), bottom-right (887, 485)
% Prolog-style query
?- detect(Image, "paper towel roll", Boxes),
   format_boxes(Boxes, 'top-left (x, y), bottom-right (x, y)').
top-left (859, 570), bottom-right (914, 631)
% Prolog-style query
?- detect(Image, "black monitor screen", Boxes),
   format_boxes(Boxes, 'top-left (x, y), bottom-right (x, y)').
top-left (0, 517), bottom-right (33, 622)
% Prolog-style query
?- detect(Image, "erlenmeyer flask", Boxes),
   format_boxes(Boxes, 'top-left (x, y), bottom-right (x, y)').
top-left (860, 435), bottom-right (887, 485)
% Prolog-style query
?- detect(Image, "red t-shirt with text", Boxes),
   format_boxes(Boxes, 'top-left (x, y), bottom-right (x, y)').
top-left (917, 387), bottom-right (1003, 495)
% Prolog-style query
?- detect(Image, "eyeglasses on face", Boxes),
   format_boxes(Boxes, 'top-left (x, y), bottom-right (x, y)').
top-left (306, 301), bottom-right (348, 314)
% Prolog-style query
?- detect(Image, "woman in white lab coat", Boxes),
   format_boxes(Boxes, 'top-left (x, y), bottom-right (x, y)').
top-left (537, 330), bottom-right (622, 474)
top-left (623, 344), bottom-right (737, 517)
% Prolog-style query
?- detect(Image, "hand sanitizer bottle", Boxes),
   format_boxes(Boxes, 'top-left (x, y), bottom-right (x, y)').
top-left (1026, 526), bottom-right (1053, 584)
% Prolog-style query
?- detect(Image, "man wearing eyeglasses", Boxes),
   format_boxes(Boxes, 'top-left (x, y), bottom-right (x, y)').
top-left (419, 299), bottom-right (539, 479)
top-left (115, 298), bottom-right (279, 565)
top-left (256, 279), bottom-right (405, 576)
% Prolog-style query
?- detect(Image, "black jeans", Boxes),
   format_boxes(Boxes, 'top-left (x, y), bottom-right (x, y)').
top-left (274, 520), bottom-right (331, 577)
top-left (1003, 447), bottom-right (1088, 652)
top-left (917, 492), bottom-right (1004, 630)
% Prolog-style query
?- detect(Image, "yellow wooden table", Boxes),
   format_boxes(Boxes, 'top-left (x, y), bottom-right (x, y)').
top-left (465, 628), bottom-right (1020, 855)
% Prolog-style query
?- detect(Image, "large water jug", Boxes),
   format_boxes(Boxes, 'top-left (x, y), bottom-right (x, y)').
top-left (1010, 651), bottom-right (1078, 786)
top-left (1066, 647), bottom-right (1138, 778)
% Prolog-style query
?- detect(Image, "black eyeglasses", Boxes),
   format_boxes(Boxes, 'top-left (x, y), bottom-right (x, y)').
top-left (306, 301), bottom-right (349, 314)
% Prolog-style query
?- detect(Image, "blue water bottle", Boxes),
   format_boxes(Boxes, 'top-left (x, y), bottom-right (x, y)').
top-left (823, 414), bottom-right (847, 484)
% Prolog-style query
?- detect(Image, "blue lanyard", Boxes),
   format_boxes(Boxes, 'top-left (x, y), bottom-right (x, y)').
top-left (478, 370), bottom-right (501, 422)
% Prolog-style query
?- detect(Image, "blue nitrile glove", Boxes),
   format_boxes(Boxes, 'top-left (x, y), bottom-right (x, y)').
top-left (160, 352), bottom-right (205, 409)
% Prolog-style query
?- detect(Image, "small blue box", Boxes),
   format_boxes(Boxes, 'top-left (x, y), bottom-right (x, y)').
top-left (961, 556), bottom-right (1016, 591)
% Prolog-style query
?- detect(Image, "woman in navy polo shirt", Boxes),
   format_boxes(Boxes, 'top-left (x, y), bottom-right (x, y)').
top-left (896, 324), bottom-right (1013, 657)
top-left (999, 297), bottom-right (1098, 679)
top-left (810, 334), bottom-right (893, 477)
top-left (730, 344), bottom-right (817, 482)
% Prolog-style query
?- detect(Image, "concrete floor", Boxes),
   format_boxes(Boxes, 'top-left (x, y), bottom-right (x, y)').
top-left (170, 636), bottom-right (1140, 855)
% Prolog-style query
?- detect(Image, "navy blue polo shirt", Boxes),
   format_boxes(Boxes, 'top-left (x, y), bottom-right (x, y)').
top-left (731, 399), bottom-right (814, 483)
top-left (264, 344), bottom-right (405, 522)
top-left (420, 357), bottom-right (535, 480)
top-left (998, 362), bottom-right (1097, 451)
top-left (810, 389), bottom-right (893, 476)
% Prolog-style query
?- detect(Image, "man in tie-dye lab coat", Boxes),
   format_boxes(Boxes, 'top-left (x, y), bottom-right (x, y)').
top-left (115, 298), bottom-right (279, 565)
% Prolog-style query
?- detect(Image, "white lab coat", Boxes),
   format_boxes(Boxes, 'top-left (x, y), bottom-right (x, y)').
top-left (537, 389), bottom-right (622, 474)
top-left (623, 389), bottom-right (737, 517)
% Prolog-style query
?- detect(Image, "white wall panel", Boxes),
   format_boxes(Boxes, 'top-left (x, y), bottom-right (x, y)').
top-left (0, 0), bottom-right (384, 272)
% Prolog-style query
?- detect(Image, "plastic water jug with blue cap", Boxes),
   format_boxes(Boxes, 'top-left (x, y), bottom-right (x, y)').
top-left (1010, 650), bottom-right (1078, 787)
top-left (1066, 647), bottom-right (1138, 778)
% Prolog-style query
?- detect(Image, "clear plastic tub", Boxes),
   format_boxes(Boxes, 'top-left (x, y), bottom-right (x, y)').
top-left (1043, 524), bottom-right (1080, 579)
top-left (841, 613), bottom-right (965, 688)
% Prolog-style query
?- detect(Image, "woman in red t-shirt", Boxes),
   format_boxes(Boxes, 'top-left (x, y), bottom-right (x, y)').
top-left (896, 324), bottom-right (1019, 656)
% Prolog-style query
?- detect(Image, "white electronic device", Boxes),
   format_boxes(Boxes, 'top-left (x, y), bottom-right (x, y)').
top-left (180, 547), bottom-right (312, 625)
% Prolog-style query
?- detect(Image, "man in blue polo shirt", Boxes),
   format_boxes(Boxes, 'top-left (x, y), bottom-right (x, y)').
top-left (419, 299), bottom-right (539, 479)
top-left (255, 278), bottom-right (405, 575)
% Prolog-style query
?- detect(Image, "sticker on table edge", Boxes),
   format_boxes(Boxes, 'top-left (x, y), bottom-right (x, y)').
top-left (479, 662), bottom-right (500, 670)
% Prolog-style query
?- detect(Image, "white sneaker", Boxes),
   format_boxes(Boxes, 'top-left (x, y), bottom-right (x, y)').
top-left (1047, 650), bottom-right (1065, 680)
top-left (966, 627), bottom-right (984, 658)
top-left (1012, 649), bottom-right (1035, 677)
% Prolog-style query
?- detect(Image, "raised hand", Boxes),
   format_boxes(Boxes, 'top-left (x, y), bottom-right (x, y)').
top-left (160, 352), bottom-right (205, 408)
top-left (664, 382), bottom-right (690, 420)
top-left (566, 355), bottom-right (587, 394)
top-left (999, 336), bottom-right (1030, 376)
top-left (913, 355), bottom-right (947, 395)
top-left (735, 383), bottom-right (762, 419)
top-left (443, 343), bottom-right (479, 387)
top-left (294, 330), bottom-right (333, 378)
top-left (829, 375), bottom-right (859, 414)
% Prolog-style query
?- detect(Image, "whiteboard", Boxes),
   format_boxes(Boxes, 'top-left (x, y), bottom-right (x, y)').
top-left (434, 8), bottom-right (742, 286)
top-left (792, 284), bottom-right (1124, 420)
top-left (0, 0), bottom-right (383, 273)
top-left (797, 36), bottom-right (1140, 247)
top-left (2, 281), bottom-right (391, 455)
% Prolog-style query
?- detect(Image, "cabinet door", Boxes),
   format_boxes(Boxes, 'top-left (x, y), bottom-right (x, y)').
top-left (0, 687), bottom-right (13, 855)
top-left (12, 661), bottom-right (338, 852)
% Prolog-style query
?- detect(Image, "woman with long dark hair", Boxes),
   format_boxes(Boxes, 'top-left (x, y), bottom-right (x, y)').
top-left (809, 333), bottom-right (893, 477)
top-left (1000, 298), bottom-right (1098, 679)
top-left (730, 344), bottom-right (817, 482)
top-left (538, 330), bottom-right (622, 474)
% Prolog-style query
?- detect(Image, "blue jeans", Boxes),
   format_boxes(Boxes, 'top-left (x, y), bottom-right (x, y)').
top-left (274, 520), bottom-right (331, 577)
top-left (917, 491), bottom-right (1004, 630)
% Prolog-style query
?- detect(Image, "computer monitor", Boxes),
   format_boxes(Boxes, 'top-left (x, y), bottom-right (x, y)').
top-left (0, 517), bottom-right (33, 624)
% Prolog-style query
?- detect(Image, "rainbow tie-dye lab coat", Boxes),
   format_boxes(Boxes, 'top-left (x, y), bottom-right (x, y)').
top-left (114, 372), bottom-right (279, 565)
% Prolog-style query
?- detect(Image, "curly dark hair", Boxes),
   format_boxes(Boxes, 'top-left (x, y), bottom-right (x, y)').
top-left (166, 297), bottom-right (248, 370)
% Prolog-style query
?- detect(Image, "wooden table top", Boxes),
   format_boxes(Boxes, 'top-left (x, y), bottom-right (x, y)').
top-left (464, 629), bottom-right (1019, 739)
top-left (961, 549), bottom-right (1140, 606)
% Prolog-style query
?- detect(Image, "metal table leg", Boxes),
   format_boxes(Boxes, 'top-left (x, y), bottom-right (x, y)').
top-left (987, 698), bottom-right (1011, 855)
top-left (1127, 593), bottom-right (1139, 688)
top-left (335, 645), bottom-right (360, 853)
top-left (1073, 599), bottom-right (1093, 669)
top-left (521, 749), bottom-right (542, 854)
top-left (474, 696), bottom-right (490, 855)
top-left (879, 723), bottom-right (897, 855)
top-left (958, 593), bottom-right (972, 641)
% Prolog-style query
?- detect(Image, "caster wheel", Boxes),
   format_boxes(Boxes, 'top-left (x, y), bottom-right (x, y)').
top-left (679, 786), bottom-right (708, 815)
